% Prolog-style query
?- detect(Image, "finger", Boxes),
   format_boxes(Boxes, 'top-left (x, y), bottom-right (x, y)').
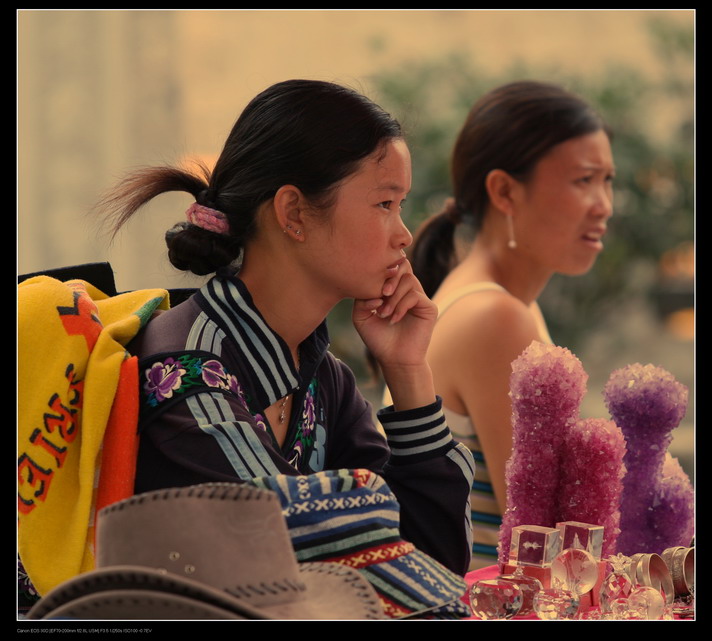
top-left (381, 255), bottom-right (413, 298)
top-left (378, 271), bottom-right (419, 319)
top-left (352, 298), bottom-right (384, 324)
top-left (357, 298), bottom-right (384, 311)
top-left (388, 289), bottom-right (435, 325)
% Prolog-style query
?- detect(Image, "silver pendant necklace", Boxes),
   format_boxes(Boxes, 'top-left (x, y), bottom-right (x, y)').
top-left (278, 395), bottom-right (290, 424)
top-left (278, 350), bottom-right (300, 424)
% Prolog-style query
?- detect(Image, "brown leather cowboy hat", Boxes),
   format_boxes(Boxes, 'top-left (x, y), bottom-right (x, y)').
top-left (27, 483), bottom-right (385, 620)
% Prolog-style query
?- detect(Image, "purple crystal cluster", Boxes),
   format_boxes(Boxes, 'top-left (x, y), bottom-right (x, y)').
top-left (499, 346), bottom-right (692, 565)
top-left (653, 454), bottom-right (695, 552)
top-left (604, 364), bottom-right (692, 555)
top-left (499, 342), bottom-right (627, 564)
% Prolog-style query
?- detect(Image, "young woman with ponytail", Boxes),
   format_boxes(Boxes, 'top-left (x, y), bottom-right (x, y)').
top-left (410, 80), bottom-right (615, 569)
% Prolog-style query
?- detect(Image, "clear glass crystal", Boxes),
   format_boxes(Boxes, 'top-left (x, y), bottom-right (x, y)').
top-left (628, 585), bottom-right (665, 620)
top-left (498, 566), bottom-right (543, 617)
top-left (469, 578), bottom-right (523, 620)
top-left (599, 554), bottom-right (634, 614)
top-left (533, 587), bottom-right (580, 620)
top-left (551, 547), bottom-right (599, 596)
top-left (612, 599), bottom-right (645, 620)
top-left (509, 525), bottom-right (561, 567)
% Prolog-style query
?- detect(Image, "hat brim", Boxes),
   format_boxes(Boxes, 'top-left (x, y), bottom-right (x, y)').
top-left (29, 588), bottom-right (251, 620)
top-left (27, 563), bottom-right (384, 621)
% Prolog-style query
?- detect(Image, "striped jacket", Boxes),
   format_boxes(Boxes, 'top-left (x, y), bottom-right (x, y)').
top-left (128, 270), bottom-right (475, 575)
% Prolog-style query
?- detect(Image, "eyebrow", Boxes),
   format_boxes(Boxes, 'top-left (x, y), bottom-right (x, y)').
top-left (373, 184), bottom-right (410, 193)
top-left (576, 164), bottom-right (616, 173)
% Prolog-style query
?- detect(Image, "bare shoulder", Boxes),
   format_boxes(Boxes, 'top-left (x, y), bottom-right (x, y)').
top-left (432, 289), bottom-right (540, 356)
top-left (427, 288), bottom-right (543, 415)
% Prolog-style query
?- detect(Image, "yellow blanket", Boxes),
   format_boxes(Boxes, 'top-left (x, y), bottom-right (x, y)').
top-left (18, 276), bottom-right (169, 596)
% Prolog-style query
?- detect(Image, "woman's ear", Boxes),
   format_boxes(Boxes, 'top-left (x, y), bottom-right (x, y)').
top-left (273, 185), bottom-right (307, 242)
top-left (485, 169), bottom-right (521, 216)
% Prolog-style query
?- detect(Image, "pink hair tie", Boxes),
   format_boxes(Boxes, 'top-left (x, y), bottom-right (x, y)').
top-left (185, 202), bottom-right (230, 235)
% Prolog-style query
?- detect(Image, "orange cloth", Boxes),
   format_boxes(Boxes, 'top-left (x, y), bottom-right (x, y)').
top-left (18, 276), bottom-right (168, 595)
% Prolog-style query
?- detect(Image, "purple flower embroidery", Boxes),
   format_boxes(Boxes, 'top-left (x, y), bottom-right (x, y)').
top-left (288, 441), bottom-right (304, 467)
top-left (201, 359), bottom-right (228, 388)
top-left (287, 379), bottom-right (318, 468)
top-left (226, 374), bottom-right (243, 398)
top-left (302, 391), bottom-right (316, 437)
top-left (253, 413), bottom-right (268, 432)
top-left (144, 358), bottom-right (186, 402)
top-left (202, 360), bottom-right (244, 399)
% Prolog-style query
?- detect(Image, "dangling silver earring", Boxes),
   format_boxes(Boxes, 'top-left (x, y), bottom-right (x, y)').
top-left (506, 216), bottom-right (517, 249)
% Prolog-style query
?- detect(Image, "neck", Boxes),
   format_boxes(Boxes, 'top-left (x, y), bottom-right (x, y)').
top-left (238, 244), bottom-right (338, 356)
top-left (452, 231), bottom-right (552, 306)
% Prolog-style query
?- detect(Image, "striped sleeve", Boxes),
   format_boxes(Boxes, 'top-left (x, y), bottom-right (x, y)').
top-left (377, 397), bottom-right (476, 575)
top-left (377, 397), bottom-right (460, 464)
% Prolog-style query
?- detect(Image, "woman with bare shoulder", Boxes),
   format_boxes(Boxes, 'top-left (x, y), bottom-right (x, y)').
top-left (411, 81), bottom-right (614, 569)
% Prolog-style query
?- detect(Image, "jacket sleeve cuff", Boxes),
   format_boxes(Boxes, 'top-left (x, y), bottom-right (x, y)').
top-left (377, 396), bottom-right (454, 464)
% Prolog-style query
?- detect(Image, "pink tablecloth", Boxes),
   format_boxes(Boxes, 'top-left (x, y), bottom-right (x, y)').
top-left (465, 565), bottom-right (500, 586)
top-left (462, 565), bottom-right (691, 621)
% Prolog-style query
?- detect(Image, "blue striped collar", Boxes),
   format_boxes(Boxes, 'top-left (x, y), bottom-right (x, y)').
top-left (195, 272), bottom-right (329, 410)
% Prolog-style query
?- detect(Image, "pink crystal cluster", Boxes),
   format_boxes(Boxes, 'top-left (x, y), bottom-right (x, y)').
top-left (603, 364), bottom-right (692, 555)
top-left (499, 342), bottom-right (627, 564)
top-left (559, 419), bottom-right (626, 558)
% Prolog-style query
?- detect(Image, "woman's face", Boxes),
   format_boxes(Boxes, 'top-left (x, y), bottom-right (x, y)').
top-left (512, 129), bottom-right (615, 276)
top-left (303, 138), bottom-right (413, 301)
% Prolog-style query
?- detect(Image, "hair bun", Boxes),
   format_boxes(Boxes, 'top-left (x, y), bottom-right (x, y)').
top-left (165, 221), bottom-right (191, 244)
top-left (165, 222), bottom-right (242, 276)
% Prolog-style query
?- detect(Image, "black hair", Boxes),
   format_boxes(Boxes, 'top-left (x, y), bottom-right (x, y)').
top-left (101, 79), bottom-right (402, 275)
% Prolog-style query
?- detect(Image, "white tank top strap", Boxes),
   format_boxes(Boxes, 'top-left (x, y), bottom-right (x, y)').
top-left (436, 282), bottom-right (507, 318)
top-left (436, 281), bottom-right (554, 344)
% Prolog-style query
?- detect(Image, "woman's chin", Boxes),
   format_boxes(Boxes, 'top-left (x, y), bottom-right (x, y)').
top-left (348, 282), bottom-right (387, 302)
top-left (559, 261), bottom-right (598, 277)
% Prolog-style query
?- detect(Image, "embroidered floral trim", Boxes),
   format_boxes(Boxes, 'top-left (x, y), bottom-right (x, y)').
top-left (252, 412), bottom-right (269, 433)
top-left (143, 354), bottom-right (242, 408)
top-left (141, 352), bottom-right (320, 471)
top-left (287, 378), bottom-right (318, 467)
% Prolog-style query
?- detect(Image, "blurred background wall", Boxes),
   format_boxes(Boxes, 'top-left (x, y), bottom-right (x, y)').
top-left (18, 9), bottom-right (694, 477)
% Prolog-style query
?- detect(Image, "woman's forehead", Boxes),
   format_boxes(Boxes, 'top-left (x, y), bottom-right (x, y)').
top-left (345, 139), bottom-right (412, 190)
top-left (539, 130), bottom-right (614, 173)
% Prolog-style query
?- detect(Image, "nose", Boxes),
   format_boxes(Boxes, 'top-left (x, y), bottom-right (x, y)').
top-left (594, 184), bottom-right (614, 220)
top-left (394, 215), bottom-right (413, 249)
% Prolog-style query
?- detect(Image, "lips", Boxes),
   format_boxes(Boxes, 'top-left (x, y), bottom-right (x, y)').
top-left (386, 254), bottom-right (406, 272)
top-left (582, 227), bottom-right (607, 243)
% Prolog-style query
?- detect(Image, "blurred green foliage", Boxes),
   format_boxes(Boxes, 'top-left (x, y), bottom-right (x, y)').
top-left (347, 16), bottom-right (694, 355)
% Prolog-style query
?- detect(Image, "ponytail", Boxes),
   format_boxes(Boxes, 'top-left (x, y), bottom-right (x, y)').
top-left (410, 198), bottom-right (462, 298)
top-left (98, 161), bottom-right (243, 276)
